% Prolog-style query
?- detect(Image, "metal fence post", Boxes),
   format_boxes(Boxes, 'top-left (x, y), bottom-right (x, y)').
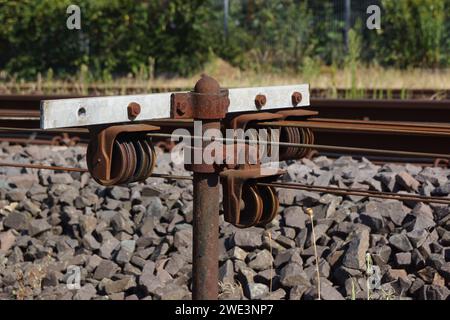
top-left (190, 75), bottom-right (229, 300)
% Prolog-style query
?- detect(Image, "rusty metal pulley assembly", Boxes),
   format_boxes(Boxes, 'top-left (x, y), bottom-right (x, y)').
top-left (274, 109), bottom-right (317, 161)
top-left (220, 167), bottom-right (283, 228)
top-left (86, 124), bottom-right (159, 186)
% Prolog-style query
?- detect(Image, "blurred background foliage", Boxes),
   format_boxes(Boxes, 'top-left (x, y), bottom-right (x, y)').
top-left (0, 0), bottom-right (449, 80)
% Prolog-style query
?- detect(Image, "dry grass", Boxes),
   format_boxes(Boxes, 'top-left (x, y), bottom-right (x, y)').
top-left (2, 59), bottom-right (450, 94)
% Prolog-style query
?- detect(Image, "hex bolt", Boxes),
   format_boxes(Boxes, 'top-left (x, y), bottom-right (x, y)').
top-left (292, 91), bottom-right (302, 106)
top-left (127, 102), bottom-right (141, 119)
top-left (255, 94), bottom-right (267, 110)
top-left (176, 102), bottom-right (187, 117)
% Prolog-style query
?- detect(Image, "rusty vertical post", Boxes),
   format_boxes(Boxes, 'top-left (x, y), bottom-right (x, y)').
top-left (189, 75), bottom-right (229, 300)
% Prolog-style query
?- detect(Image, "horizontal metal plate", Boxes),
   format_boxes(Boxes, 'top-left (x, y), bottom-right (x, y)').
top-left (41, 84), bottom-right (309, 129)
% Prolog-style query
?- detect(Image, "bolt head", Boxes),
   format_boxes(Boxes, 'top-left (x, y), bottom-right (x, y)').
top-left (127, 102), bottom-right (141, 118)
top-left (255, 94), bottom-right (267, 109)
top-left (292, 92), bottom-right (302, 106)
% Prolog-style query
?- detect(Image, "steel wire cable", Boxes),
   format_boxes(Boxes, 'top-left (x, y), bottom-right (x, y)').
top-left (0, 161), bottom-right (448, 205)
top-left (146, 132), bottom-right (450, 159)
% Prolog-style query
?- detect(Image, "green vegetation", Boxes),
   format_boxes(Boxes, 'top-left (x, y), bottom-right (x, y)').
top-left (0, 0), bottom-right (449, 80)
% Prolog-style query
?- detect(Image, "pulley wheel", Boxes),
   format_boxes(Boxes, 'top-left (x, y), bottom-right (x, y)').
top-left (86, 139), bottom-right (128, 186)
top-left (256, 185), bottom-right (279, 226)
top-left (235, 184), bottom-right (263, 228)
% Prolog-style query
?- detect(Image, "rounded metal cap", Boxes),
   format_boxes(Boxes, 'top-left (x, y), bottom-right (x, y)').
top-left (194, 74), bottom-right (220, 94)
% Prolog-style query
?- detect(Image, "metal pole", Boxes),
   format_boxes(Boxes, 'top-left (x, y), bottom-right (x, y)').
top-left (223, 0), bottom-right (229, 39)
top-left (190, 75), bottom-right (228, 300)
top-left (192, 172), bottom-right (220, 299)
top-left (344, 0), bottom-right (351, 52)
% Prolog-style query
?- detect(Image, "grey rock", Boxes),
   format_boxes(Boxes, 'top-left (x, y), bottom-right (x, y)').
top-left (116, 240), bottom-right (136, 265)
top-left (104, 276), bottom-right (136, 295)
top-left (164, 254), bottom-right (186, 276)
top-left (314, 171), bottom-right (332, 187)
top-left (277, 189), bottom-right (301, 205)
top-left (294, 228), bottom-right (308, 249)
top-left (262, 288), bottom-right (286, 300)
top-left (28, 219), bottom-right (51, 236)
top-left (395, 252), bottom-right (411, 266)
top-left (283, 206), bottom-right (308, 229)
top-left (432, 183), bottom-right (450, 196)
top-left (232, 229), bottom-right (262, 249)
top-left (440, 231), bottom-right (450, 246)
top-left (219, 260), bottom-right (235, 284)
top-left (0, 230), bottom-right (16, 252)
top-left (275, 235), bottom-right (295, 248)
top-left (378, 172), bottom-right (397, 192)
top-left (389, 233), bottom-right (413, 252)
top-left (246, 283), bottom-right (269, 300)
top-left (22, 199), bottom-right (41, 216)
top-left (247, 250), bottom-right (273, 271)
top-left (174, 228), bottom-right (192, 249)
top-left (410, 203), bottom-right (436, 231)
top-left (7, 189), bottom-right (27, 202)
top-left (73, 284), bottom-right (97, 300)
top-left (274, 248), bottom-right (302, 268)
top-left (279, 263), bottom-right (310, 288)
top-left (108, 186), bottom-right (130, 200)
top-left (418, 285), bottom-right (450, 300)
top-left (289, 285), bottom-right (309, 300)
top-left (236, 263), bottom-right (256, 288)
top-left (155, 283), bottom-right (189, 300)
top-left (407, 229), bottom-right (428, 248)
top-left (82, 234), bottom-right (101, 250)
top-left (371, 245), bottom-right (391, 265)
top-left (444, 248), bottom-right (450, 262)
top-left (396, 171), bottom-right (420, 191)
top-left (365, 201), bottom-right (407, 226)
top-left (145, 197), bottom-right (167, 217)
top-left (227, 247), bottom-right (248, 261)
top-left (94, 260), bottom-right (120, 280)
top-left (49, 173), bottom-right (74, 185)
top-left (79, 215), bottom-right (97, 236)
top-left (440, 263), bottom-right (450, 281)
top-left (342, 229), bottom-right (370, 270)
top-left (360, 210), bottom-right (384, 232)
top-left (254, 269), bottom-right (276, 287)
top-left (306, 281), bottom-right (344, 300)
top-left (99, 237), bottom-right (120, 259)
top-left (110, 212), bottom-right (134, 234)
top-left (4, 211), bottom-right (30, 231)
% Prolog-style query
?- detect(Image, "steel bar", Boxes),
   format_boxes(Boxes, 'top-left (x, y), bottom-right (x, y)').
top-left (40, 84), bottom-right (309, 129)
top-left (0, 162), bottom-right (88, 172)
top-left (309, 98), bottom-right (450, 122)
top-left (258, 120), bottom-right (450, 137)
top-left (258, 182), bottom-right (450, 205)
top-left (0, 162), bottom-right (192, 180)
top-left (147, 132), bottom-right (450, 159)
top-left (311, 118), bottom-right (450, 130)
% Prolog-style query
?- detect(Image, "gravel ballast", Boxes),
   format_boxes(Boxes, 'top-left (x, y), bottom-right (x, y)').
top-left (0, 143), bottom-right (449, 300)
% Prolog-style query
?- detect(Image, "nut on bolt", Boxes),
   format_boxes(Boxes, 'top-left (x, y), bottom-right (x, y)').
top-left (176, 101), bottom-right (187, 117)
top-left (127, 102), bottom-right (141, 119)
top-left (291, 92), bottom-right (302, 106)
top-left (255, 94), bottom-right (267, 110)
